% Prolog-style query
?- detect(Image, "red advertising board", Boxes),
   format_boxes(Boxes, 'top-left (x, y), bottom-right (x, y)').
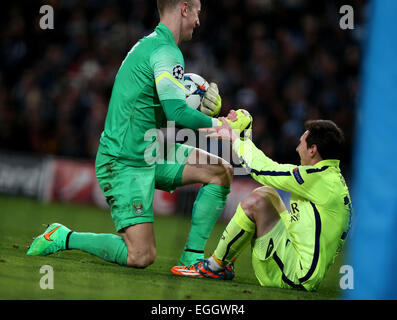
top-left (46, 159), bottom-right (107, 208)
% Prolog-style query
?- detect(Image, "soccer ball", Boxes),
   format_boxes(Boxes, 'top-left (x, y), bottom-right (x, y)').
top-left (183, 73), bottom-right (209, 109)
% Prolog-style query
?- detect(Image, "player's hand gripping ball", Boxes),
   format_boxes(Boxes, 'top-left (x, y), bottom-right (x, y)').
top-left (183, 73), bottom-right (221, 117)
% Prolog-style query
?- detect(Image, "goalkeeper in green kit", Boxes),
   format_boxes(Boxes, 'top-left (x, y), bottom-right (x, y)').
top-left (172, 113), bottom-right (352, 291)
top-left (27, 0), bottom-right (252, 268)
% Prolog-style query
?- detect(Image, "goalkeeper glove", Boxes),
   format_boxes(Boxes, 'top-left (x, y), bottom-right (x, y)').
top-left (201, 82), bottom-right (222, 117)
top-left (219, 109), bottom-right (252, 141)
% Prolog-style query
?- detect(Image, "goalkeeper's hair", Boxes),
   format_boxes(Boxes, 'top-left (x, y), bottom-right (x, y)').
top-left (304, 120), bottom-right (345, 160)
top-left (157, 0), bottom-right (194, 16)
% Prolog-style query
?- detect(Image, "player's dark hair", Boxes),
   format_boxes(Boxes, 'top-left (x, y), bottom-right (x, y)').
top-left (304, 120), bottom-right (345, 160)
top-left (157, 0), bottom-right (193, 16)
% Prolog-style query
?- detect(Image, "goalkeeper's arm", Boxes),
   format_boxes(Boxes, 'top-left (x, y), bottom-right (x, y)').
top-left (160, 81), bottom-right (223, 130)
top-left (161, 99), bottom-right (219, 130)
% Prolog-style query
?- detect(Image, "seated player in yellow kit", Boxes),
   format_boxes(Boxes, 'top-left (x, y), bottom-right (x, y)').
top-left (172, 113), bottom-right (352, 291)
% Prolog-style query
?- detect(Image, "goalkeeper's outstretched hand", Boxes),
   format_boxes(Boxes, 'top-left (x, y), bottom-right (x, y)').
top-left (201, 117), bottom-right (238, 143)
top-left (201, 82), bottom-right (222, 117)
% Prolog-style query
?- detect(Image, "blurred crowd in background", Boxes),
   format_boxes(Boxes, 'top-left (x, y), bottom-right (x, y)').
top-left (0, 0), bottom-right (366, 178)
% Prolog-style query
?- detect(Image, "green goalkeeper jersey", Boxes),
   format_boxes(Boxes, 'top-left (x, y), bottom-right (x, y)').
top-left (233, 138), bottom-right (352, 289)
top-left (98, 23), bottom-right (213, 166)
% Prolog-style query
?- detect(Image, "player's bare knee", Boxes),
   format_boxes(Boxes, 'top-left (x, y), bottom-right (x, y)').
top-left (241, 192), bottom-right (268, 218)
top-left (241, 188), bottom-right (279, 222)
top-left (225, 163), bottom-right (234, 182)
top-left (209, 162), bottom-right (233, 186)
top-left (126, 248), bottom-right (156, 268)
top-left (127, 255), bottom-right (155, 269)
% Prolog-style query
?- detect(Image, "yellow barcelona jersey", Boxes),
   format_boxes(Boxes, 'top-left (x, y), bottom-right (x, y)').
top-left (233, 138), bottom-right (352, 290)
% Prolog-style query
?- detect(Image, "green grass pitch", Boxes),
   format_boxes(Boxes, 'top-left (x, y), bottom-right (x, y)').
top-left (0, 195), bottom-right (345, 300)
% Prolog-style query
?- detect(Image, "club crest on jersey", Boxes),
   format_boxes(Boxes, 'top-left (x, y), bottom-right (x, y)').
top-left (133, 200), bottom-right (144, 214)
top-left (172, 64), bottom-right (184, 80)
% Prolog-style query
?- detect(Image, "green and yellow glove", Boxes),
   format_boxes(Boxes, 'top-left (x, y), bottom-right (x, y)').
top-left (201, 82), bottom-right (222, 117)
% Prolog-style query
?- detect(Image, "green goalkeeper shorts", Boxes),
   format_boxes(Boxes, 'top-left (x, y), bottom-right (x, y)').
top-left (251, 217), bottom-right (306, 290)
top-left (95, 143), bottom-right (194, 232)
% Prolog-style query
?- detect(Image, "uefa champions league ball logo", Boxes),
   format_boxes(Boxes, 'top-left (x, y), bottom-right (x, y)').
top-left (172, 65), bottom-right (184, 81)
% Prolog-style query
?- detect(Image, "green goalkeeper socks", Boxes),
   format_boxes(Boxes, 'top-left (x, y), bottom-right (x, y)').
top-left (178, 184), bottom-right (230, 265)
top-left (213, 203), bottom-right (255, 264)
top-left (67, 232), bottom-right (128, 266)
